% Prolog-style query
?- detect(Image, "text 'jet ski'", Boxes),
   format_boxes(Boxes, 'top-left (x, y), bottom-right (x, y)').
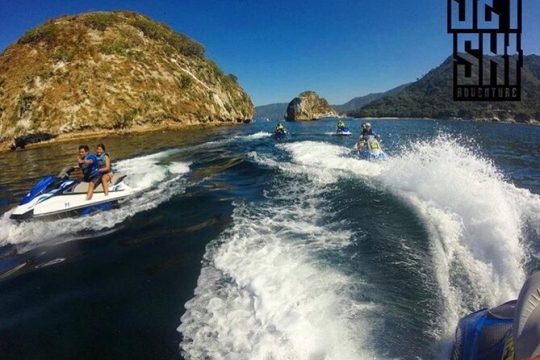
top-left (10, 166), bottom-right (133, 221)
top-left (357, 135), bottom-right (387, 160)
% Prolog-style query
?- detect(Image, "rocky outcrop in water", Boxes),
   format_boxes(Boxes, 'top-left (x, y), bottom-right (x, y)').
top-left (0, 11), bottom-right (253, 151)
top-left (284, 91), bottom-right (337, 121)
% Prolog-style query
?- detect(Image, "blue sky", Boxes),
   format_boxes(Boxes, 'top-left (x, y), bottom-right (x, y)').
top-left (1, 0), bottom-right (539, 105)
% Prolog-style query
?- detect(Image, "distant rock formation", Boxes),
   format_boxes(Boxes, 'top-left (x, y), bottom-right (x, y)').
top-left (284, 91), bottom-right (337, 121)
top-left (0, 11), bottom-right (253, 151)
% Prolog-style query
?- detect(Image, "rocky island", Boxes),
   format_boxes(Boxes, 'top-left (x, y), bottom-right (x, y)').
top-left (0, 11), bottom-right (253, 151)
top-left (284, 91), bottom-right (337, 121)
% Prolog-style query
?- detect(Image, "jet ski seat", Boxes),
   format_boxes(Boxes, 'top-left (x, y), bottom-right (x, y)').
top-left (71, 173), bottom-right (126, 194)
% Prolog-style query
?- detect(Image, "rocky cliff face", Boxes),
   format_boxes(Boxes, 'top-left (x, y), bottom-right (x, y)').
top-left (284, 91), bottom-right (337, 121)
top-left (0, 11), bottom-right (253, 151)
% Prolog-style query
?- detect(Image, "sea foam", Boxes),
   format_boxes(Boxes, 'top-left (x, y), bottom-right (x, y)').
top-left (277, 137), bottom-right (540, 339)
top-left (179, 179), bottom-right (378, 359)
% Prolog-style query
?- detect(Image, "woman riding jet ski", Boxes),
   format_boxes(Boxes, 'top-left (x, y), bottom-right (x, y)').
top-left (10, 145), bottom-right (133, 221)
top-left (451, 272), bottom-right (540, 360)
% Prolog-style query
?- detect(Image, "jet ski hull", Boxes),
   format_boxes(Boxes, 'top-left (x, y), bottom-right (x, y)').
top-left (273, 132), bottom-right (287, 141)
top-left (451, 301), bottom-right (515, 360)
top-left (334, 127), bottom-right (352, 136)
top-left (357, 135), bottom-right (387, 160)
top-left (10, 190), bottom-right (130, 220)
top-left (334, 131), bottom-right (352, 136)
top-left (366, 149), bottom-right (388, 160)
top-left (451, 272), bottom-right (540, 360)
top-left (10, 173), bottom-right (133, 221)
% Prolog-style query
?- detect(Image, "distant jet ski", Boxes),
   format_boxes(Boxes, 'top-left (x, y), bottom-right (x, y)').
top-left (273, 130), bottom-right (287, 140)
top-left (356, 135), bottom-right (387, 160)
top-left (451, 272), bottom-right (540, 360)
top-left (10, 166), bottom-right (133, 221)
top-left (334, 127), bottom-right (352, 136)
top-left (273, 123), bottom-right (288, 141)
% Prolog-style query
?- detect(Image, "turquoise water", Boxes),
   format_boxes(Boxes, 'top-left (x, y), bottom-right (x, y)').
top-left (0, 119), bottom-right (539, 359)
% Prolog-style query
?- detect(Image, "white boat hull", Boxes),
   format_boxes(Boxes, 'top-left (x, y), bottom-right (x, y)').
top-left (11, 183), bottom-right (133, 220)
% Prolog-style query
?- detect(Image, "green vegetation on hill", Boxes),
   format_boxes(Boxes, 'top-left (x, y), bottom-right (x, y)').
top-left (349, 55), bottom-right (540, 122)
top-left (19, 12), bottom-right (206, 59)
top-left (0, 11), bottom-right (253, 151)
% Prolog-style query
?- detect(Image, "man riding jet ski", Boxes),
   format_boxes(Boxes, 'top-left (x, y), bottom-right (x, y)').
top-left (10, 145), bottom-right (132, 221)
top-left (273, 123), bottom-right (288, 140)
top-left (451, 272), bottom-right (540, 360)
top-left (335, 120), bottom-right (352, 136)
top-left (356, 122), bottom-right (387, 160)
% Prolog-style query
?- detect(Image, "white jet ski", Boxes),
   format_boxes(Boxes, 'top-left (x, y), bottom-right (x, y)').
top-left (10, 166), bottom-right (133, 221)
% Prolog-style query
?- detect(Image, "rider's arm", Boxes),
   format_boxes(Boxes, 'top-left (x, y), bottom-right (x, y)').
top-left (78, 157), bottom-right (91, 166)
top-left (356, 137), bottom-right (365, 150)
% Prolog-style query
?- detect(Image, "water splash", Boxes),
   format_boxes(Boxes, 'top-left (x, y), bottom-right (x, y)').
top-left (272, 137), bottom-right (540, 339)
top-left (179, 181), bottom-right (378, 359)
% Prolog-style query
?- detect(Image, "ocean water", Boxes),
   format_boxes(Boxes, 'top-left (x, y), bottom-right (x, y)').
top-left (0, 119), bottom-right (538, 359)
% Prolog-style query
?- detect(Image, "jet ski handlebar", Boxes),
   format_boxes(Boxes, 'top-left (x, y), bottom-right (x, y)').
top-left (57, 166), bottom-right (78, 178)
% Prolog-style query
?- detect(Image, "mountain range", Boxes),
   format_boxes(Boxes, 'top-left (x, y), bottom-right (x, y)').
top-left (333, 83), bottom-right (411, 113)
top-left (256, 55), bottom-right (540, 123)
top-left (352, 55), bottom-right (540, 122)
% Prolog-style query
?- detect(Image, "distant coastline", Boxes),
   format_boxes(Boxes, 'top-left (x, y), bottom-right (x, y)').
top-left (350, 116), bottom-right (540, 126)
top-left (1, 120), bottom-right (247, 153)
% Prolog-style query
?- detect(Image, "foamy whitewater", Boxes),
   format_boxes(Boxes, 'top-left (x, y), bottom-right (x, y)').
top-left (179, 134), bottom-right (540, 359)
top-left (278, 137), bottom-right (540, 336)
top-left (0, 149), bottom-right (191, 251)
top-left (1, 121), bottom-right (538, 359)
top-left (179, 179), bottom-right (379, 359)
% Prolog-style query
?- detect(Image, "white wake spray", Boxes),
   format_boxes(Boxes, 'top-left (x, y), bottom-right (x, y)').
top-left (277, 137), bottom-right (540, 337)
top-left (179, 181), bottom-right (379, 359)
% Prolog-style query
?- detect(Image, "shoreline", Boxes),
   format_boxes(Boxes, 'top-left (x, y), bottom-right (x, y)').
top-left (2, 116), bottom-right (538, 154)
top-left (347, 116), bottom-right (540, 126)
top-left (0, 120), bottom-right (249, 153)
